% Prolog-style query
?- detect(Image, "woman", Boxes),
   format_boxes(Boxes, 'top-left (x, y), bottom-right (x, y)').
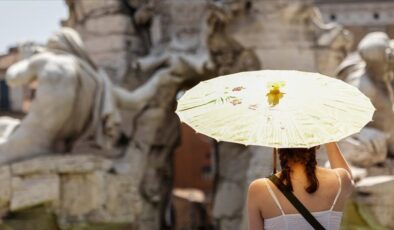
top-left (247, 142), bottom-right (354, 230)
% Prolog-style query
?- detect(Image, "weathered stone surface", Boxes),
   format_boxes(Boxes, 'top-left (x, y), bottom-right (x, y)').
top-left (366, 158), bottom-right (394, 177)
top-left (0, 117), bottom-right (20, 143)
top-left (78, 0), bottom-right (121, 16)
top-left (11, 155), bottom-right (112, 176)
top-left (355, 176), bottom-right (394, 229)
top-left (134, 108), bottom-right (166, 146)
top-left (60, 171), bottom-right (105, 217)
top-left (0, 206), bottom-right (59, 230)
top-left (10, 174), bottom-right (60, 211)
top-left (217, 144), bottom-right (250, 182)
top-left (213, 182), bottom-right (244, 218)
top-left (218, 218), bottom-right (241, 230)
top-left (85, 15), bottom-right (133, 35)
top-left (84, 35), bottom-right (127, 54)
top-left (338, 32), bottom-right (394, 157)
top-left (338, 127), bottom-right (388, 167)
top-left (91, 51), bottom-right (128, 68)
top-left (88, 175), bottom-right (141, 223)
top-left (246, 146), bottom-right (275, 182)
top-left (0, 166), bottom-right (11, 207)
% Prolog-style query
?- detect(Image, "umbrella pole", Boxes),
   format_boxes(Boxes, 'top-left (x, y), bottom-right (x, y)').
top-left (272, 148), bottom-right (278, 174)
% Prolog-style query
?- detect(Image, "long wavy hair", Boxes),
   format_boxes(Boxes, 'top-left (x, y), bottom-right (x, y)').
top-left (278, 147), bottom-right (319, 194)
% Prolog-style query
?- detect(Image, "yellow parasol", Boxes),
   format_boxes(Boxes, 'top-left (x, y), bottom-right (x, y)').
top-left (175, 70), bottom-right (375, 172)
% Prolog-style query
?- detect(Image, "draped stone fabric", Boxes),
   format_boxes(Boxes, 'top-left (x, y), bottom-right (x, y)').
top-left (45, 27), bottom-right (121, 150)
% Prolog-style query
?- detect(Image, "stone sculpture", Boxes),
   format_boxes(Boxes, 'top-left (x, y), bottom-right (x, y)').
top-left (280, 1), bottom-right (354, 76)
top-left (335, 32), bottom-right (394, 229)
top-left (203, 5), bottom-right (263, 230)
top-left (111, 2), bottom-right (262, 229)
top-left (0, 27), bottom-right (179, 165)
top-left (336, 32), bottom-right (394, 167)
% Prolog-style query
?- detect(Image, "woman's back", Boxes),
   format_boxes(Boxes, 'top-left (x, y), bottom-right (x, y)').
top-left (248, 167), bottom-right (354, 230)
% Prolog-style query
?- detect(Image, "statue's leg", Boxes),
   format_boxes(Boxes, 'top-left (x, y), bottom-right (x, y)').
top-left (0, 125), bottom-right (53, 165)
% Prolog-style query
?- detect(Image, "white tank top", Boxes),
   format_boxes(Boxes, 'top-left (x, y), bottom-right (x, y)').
top-left (263, 171), bottom-right (343, 230)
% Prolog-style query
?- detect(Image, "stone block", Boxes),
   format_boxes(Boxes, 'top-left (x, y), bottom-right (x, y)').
top-left (84, 35), bottom-right (127, 54)
top-left (88, 174), bottom-right (141, 223)
top-left (78, 0), bottom-right (121, 15)
top-left (85, 15), bottom-right (134, 35)
top-left (11, 155), bottom-right (112, 176)
top-left (366, 158), bottom-right (394, 177)
top-left (0, 166), bottom-right (11, 207)
top-left (60, 171), bottom-right (105, 217)
top-left (355, 176), bottom-right (394, 229)
top-left (10, 174), bottom-right (60, 211)
top-left (256, 48), bottom-right (316, 71)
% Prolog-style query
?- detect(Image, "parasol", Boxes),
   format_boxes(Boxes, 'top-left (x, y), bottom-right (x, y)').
top-left (175, 70), bottom-right (375, 172)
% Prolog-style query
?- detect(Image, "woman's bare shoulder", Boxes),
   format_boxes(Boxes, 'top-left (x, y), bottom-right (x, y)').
top-left (318, 167), bottom-right (355, 195)
top-left (249, 178), bottom-right (268, 192)
top-left (248, 178), bottom-right (272, 214)
top-left (248, 178), bottom-right (270, 199)
top-left (334, 168), bottom-right (355, 192)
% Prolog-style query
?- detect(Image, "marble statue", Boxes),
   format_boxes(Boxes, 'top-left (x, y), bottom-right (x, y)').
top-left (202, 5), bottom-right (262, 230)
top-left (106, 2), bottom-right (262, 229)
top-left (280, 1), bottom-right (354, 76)
top-left (206, 4), bottom-right (261, 76)
top-left (0, 27), bottom-right (179, 165)
top-left (336, 32), bottom-right (394, 167)
top-left (335, 32), bottom-right (394, 229)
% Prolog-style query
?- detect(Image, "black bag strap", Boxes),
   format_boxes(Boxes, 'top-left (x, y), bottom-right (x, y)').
top-left (268, 174), bottom-right (326, 230)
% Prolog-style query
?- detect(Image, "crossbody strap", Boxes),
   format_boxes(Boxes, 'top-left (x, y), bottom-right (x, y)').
top-left (268, 175), bottom-right (326, 230)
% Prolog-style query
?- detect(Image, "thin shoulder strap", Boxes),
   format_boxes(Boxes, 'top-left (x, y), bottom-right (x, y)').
top-left (330, 170), bottom-right (342, 211)
top-left (264, 179), bottom-right (285, 215)
top-left (268, 175), bottom-right (326, 230)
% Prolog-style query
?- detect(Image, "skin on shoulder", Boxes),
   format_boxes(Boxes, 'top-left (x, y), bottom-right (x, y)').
top-left (333, 167), bottom-right (355, 196)
top-left (248, 178), bottom-right (267, 230)
top-left (248, 178), bottom-right (268, 211)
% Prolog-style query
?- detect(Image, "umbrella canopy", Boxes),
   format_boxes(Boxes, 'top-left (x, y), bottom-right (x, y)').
top-left (175, 70), bottom-right (375, 148)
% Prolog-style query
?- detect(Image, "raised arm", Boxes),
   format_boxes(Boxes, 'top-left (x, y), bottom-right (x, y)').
top-left (5, 58), bottom-right (37, 87)
top-left (325, 142), bottom-right (353, 179)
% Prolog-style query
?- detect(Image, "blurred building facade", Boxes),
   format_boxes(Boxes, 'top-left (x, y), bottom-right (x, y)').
top-left (316, 0), bottom-right (394, 49)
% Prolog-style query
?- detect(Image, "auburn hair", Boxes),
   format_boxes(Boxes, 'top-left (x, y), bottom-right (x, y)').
top-left (278, 147), bottom-right (319, 194)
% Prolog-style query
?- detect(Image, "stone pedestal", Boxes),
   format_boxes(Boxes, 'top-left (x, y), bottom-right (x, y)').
top-left (355, 176), bottom-right (394, 229)
top-left (0, 155), bottom-right (142, 229)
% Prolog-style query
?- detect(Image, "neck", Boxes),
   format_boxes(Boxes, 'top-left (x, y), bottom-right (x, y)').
top-left (288, 162), bottom-right (307, 178)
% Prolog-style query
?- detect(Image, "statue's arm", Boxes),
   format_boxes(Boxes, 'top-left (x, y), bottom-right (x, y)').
top-left (113, 86), bottom-right (145, 111)
top-left (112, 73), bottom-right (162, 111)
top-left (5, 58), bottom-right (37, 87)
top-left (136, 54), bottom-right (168, 73)
top-left (113, 69), bottom-right (181, 110)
